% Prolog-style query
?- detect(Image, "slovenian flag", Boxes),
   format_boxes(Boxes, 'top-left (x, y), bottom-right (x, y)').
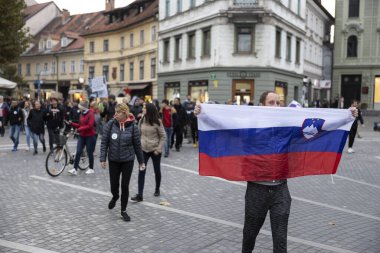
top-left (198, 104), bottom-right (355, 181)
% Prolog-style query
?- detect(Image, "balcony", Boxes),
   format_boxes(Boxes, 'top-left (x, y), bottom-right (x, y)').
top-left (232, 0), bottom-right (260, 7)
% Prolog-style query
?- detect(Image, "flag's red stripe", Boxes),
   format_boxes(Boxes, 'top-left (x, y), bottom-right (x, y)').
top-left (199, 152), bottom-right (342, 181)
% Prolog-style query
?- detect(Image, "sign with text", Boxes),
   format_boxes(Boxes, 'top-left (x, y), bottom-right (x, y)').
top-left (90, 76), bottom-right (107, 92)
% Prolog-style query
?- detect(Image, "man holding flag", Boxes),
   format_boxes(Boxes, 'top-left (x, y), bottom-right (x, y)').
top-left (194, 91), bottom-right (358, 253)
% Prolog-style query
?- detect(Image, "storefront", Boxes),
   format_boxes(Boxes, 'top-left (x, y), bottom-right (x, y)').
top-left (232, 80), bottom-right (254, 105)
top-left (188, 80), bottom-right (209, 103)
top-left (164, 82), bottom-right (180, 101)
top-left (374, 76), bottom-right (380, 110)
top-left (275, 81), bottom-right (288, 106)
top-left (127, 83), bottom-right (152, 102)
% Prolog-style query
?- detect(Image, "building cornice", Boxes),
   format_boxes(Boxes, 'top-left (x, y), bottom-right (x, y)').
top-left (334, 64), bottom-right (380, 69)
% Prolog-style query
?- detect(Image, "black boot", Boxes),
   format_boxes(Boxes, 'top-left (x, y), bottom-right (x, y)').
top-left (108, 198), bottom-right (118, 209)
top-left (130, 194), bottom-right (143, 202)
top-left (154, 189), bottom-right (160, 197)
top-left (121, 211), bottom-right (131, 222)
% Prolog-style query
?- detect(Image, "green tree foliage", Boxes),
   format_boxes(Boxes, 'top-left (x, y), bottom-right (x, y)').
top-left (0, 0), bottom-right (31, 67)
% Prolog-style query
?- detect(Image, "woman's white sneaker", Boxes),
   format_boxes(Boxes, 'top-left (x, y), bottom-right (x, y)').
top-left (85, 168), bottom-right (94, 174)
top-left (347, 148), bottom-right (355, 154)
top-left (68, 168), bottom-right (77, 175)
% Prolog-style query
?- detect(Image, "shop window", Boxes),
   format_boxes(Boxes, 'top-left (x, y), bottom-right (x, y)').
top-left (233, 81), bottom-right (254, 105)
top-left (375, 77), bottom-right (380, 103)
top-left (189, 80), bottom-right (209, 103)
top-left (275, 81), bottom-right (288, 106)
top-left (165, 82), bottom-right (180, 100)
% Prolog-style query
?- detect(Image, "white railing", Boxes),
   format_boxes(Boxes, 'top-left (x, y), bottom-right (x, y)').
top-left (232, 0), bottom-right (259, 7)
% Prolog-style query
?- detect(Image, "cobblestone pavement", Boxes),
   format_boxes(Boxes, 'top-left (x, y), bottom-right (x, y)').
top-left (0, 116), bottom-right (379, 253)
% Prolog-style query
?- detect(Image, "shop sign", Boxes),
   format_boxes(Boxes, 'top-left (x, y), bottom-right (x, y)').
top-left (164, 82), bottom-right (180, 88)
top-left (188, 80), bottom-right (208, 86)
top-left (275, 81), bottom-right (288, 87)
top-left (227, 71), bottom-right (260, 79)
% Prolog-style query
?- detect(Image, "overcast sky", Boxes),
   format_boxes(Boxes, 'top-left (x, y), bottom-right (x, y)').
top-left (37, 0), bottom-right (335, 16)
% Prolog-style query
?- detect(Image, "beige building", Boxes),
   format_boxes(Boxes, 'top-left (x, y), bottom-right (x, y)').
top-left (333, 0), bottom-right (380, 110)
top-left (18, 10), bottom-right (103, 100)
top-left (81, 0), bottom-right (159, 101)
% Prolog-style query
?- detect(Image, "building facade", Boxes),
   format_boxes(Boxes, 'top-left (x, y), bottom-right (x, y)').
top-left (81, 0), bottom-right (159, 101)
top-left (304, 0), bottom-right (334, 106)
top-left (333, 0), bottom-right (380, 110)
top-left (158, 0), bottom-right (307, 105)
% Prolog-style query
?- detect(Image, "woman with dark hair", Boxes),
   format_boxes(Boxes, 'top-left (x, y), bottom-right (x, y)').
top-left (27, 100), bottom-right (46, 155)
top-left (131, 103), bottom-right (166, 202)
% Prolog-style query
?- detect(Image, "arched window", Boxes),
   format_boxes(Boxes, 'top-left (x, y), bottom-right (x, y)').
top-left (347, 35), bottom-right (358, 57)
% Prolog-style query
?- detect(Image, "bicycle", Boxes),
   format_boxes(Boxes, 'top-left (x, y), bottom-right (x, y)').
top-left (45, 121), bottom-right (89, 177)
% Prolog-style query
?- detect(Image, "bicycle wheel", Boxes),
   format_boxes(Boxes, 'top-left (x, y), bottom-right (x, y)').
top-left (77, 149), bottom-right (89, 170)
top-left (46, 147), bottom-right (67, 177)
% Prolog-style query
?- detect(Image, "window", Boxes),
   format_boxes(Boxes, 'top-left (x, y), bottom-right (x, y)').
top-left (139, 60), bottom-right (144, 80)
top-left (165, 0), bottom-right (170, 17)
top-left (36, 63), bottom-right (40, 74)
top-left (51, 62), bottom-right (56, 74)
top-left (17, 64), bottom-right (22, 76)
top-left (288, 0), bottom-right (291, 8)
top-left (203, 28), bottom-right (211, 56)
top-left (140, 30), bottom-right (144, 45)
top-left (26, 64), bottom-right (31, 76)
top-left (89, 66), bottom-right (95, 79)
top-left (71, 60), bottom-right (75, 73)
top-left (190, 0), bottom-right (195, 8)
top-left (47, 40), bottom-right (52, 49)
top-left (130, 33), bottom-right (134, 48)
top-left (61, 61), bottom-right (66, 74)
top-left (297, 0), bottom-right (301, 15)
top-left (120, 64), bottom-right (125, 82)
top-left (89, 41), bottom-right (95, 53)
top-left (163, 39), bottom-right (170, 62)
top-left (80, 59), bottom-right (84, 73)
top-left (61, 37), bottom-right (68, 47)
top-left (177, 0), bottom-right (182, 12)
top-left (349, 0), bottom-right (360, 18)
top-left (286, 34), bottom-right (292, 61)
top-left (103, 39), bottom-right (109, 52)
top-left (151, 58), bottom-right (156, 78)
top-left (120, 36), bottom-right (125, 49)
top-left (275, 28), bottom-right (282, 58)
top-left (347, 35), bottom-right (358, 57)
top-left (44, 63), bottom-right (48, 71)
top-left (129, 62), bottom-right (134, 81)
top-left (175, 36), bottom-right (182, 61)
top-left (103, 65), bottom-right (109, 81)
top-left (295, 39), bottom-right (301, 64)
top-left (236, 26), bottom-right (252, 53)
top-left (188, 32), bottom-right (196, 58)
top-left (151, 26), bottom-right (157, 42)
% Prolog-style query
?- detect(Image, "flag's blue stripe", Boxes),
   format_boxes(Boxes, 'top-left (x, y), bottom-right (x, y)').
top-left (198, 127), bottom-right (349, 158)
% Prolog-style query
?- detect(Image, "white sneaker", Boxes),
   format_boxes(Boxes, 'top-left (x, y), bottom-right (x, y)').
top-left (347, 148), bottom-right (355, 154)
top-left (85, 168), bottom-right (94, 175)
top-left (25, 147), bottom-right (30, 151)
top-left (68, 168), bottom-right (77, 175)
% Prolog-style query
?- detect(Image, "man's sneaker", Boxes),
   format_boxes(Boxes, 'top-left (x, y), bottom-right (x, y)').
top-left (11, 148), bottom-right (17, 152)
top-left (25, 147), bottom-right (30, 151)
top-left (130, 194), bottom-right (143, 202)
top-left (121, 211), bottom-right (131, 222)
top-left (68, 168), bottom-right (77, 175)
top-left (108, 198), bottom-right (117, 209)
top-left (347, 148), bottom-right (355, 154)
top-left (85, 168), bottom-right (94, 174)
top-left (33, 150), bottom-right (38, 156)
top-left (154, 190), bottom-right (160, 197)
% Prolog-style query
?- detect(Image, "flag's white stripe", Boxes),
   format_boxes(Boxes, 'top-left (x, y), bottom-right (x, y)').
top-left (198, 104), bottom-right (354, 132)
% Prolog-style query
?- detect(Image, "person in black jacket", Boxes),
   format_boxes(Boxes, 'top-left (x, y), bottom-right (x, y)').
top-left (100, 103), bottom-right (145, 222)
top-left (27, 101), bottom-right (47, 155)
top-left (45, 97), bottom-right (64, 151)
top-left (347, 99), bottom-right (364, 154)
top-left (171, 98), bottom-right (188, 152)
top-left (69, 99), bottom-right (81, 124)
top-left (104, 94), bottom-right (117, 122)
top-left (7, 100), bottom-right (23, 151)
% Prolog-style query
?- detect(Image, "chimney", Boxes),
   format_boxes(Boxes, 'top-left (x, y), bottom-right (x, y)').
top-left (61, 9), bottom-right (70, 24)
top-left (106, 0), bottom-right (115, 11)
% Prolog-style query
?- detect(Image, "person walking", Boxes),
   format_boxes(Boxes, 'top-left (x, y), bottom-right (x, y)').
top-left (45, 97), bottom-right (64, 151)
top-left (347, 99), bottom-right (364, 154)
top-left (7, 100), bottom-right (23, 152)
top-left (22, 101), bottom-right (32, 151)
top-left (100, 103), bottom-right (145, 221)
top-left (27, 101), bottom-right (47, 155)
top-left (0, 95), bottom-right (9, 137)
top-left (90, 101), bottom-right (103, 140)
top-left (160, 99), bottom-right (176, 157)
top-left (171, 98), bottom-right (188, 152)
top-left (68, 101), bottom-right (97, 175)
top-left (131, 103), bottom-right (166, 202)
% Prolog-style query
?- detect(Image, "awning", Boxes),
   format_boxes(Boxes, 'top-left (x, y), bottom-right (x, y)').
top-left (0, 77), bottom-right (17, 89)
top-left (127, 84), bottom-right (149, 90)
top-left (68, 89), bottom-right (84, 94)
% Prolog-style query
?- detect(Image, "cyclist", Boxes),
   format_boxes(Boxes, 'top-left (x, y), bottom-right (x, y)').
top-left (68, 100), bottom-right (96, 175)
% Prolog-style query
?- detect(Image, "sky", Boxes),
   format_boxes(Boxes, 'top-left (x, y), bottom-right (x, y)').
top-left (36, 0), bottom-right (335, 16)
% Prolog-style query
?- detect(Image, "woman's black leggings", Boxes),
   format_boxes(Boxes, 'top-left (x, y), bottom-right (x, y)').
top-left (109, 160), bottom-right (134, 211)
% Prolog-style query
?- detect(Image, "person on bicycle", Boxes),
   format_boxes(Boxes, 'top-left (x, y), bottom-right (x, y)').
top-left (68, 100), bottom-right (96, 175)
top-left (100, 103), bottom-right (145, 222)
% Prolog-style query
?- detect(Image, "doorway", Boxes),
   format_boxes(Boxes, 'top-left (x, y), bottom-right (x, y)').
top-left (341, 75), bottom-right (361, 108)
top-left (232, 80), bottom-right (254, 105)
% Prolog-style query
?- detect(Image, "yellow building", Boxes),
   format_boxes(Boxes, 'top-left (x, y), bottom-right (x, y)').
top-left (82, 0), bottom-right (159, 101)
top-left (18, 10), bottom-right (103, 100)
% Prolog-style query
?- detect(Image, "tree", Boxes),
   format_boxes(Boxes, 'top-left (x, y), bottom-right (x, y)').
top-left (0, 0), bottom-right (30, 68)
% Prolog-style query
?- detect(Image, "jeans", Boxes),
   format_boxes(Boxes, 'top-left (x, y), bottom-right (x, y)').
top-left (109, 160), bottom-right (134, 211)
top-left (242, 182), bottom-right (291, 253)
top-left (25, 125), bottom-right (31, 148)
top-left (31, 132), bottom-right (46, 152)
top-left (73, 135), bottom-right (96, 170)
top-left (137, 151), bottom-right (162, 196)
top-left (9, 125), bottom-right (21, 150)
top-left (164, 127), bottom-right (172, 155)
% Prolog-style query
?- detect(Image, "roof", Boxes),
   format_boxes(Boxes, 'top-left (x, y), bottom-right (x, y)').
top-left (22, 11), bottom-right (104, 56)
top-left (312, 0), bottom-right (335, 21)
top-left (81, 0), bottom-right (158, 36)
top-left (22, 2), bottom-right (55, 21)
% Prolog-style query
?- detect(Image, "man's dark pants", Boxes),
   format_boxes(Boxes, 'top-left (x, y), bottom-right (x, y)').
top-left (242, 182), bottom-right (291, 253)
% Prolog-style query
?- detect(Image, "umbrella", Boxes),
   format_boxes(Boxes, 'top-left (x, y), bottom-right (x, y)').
top-left (0, 77), bottom-right (17, 89)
